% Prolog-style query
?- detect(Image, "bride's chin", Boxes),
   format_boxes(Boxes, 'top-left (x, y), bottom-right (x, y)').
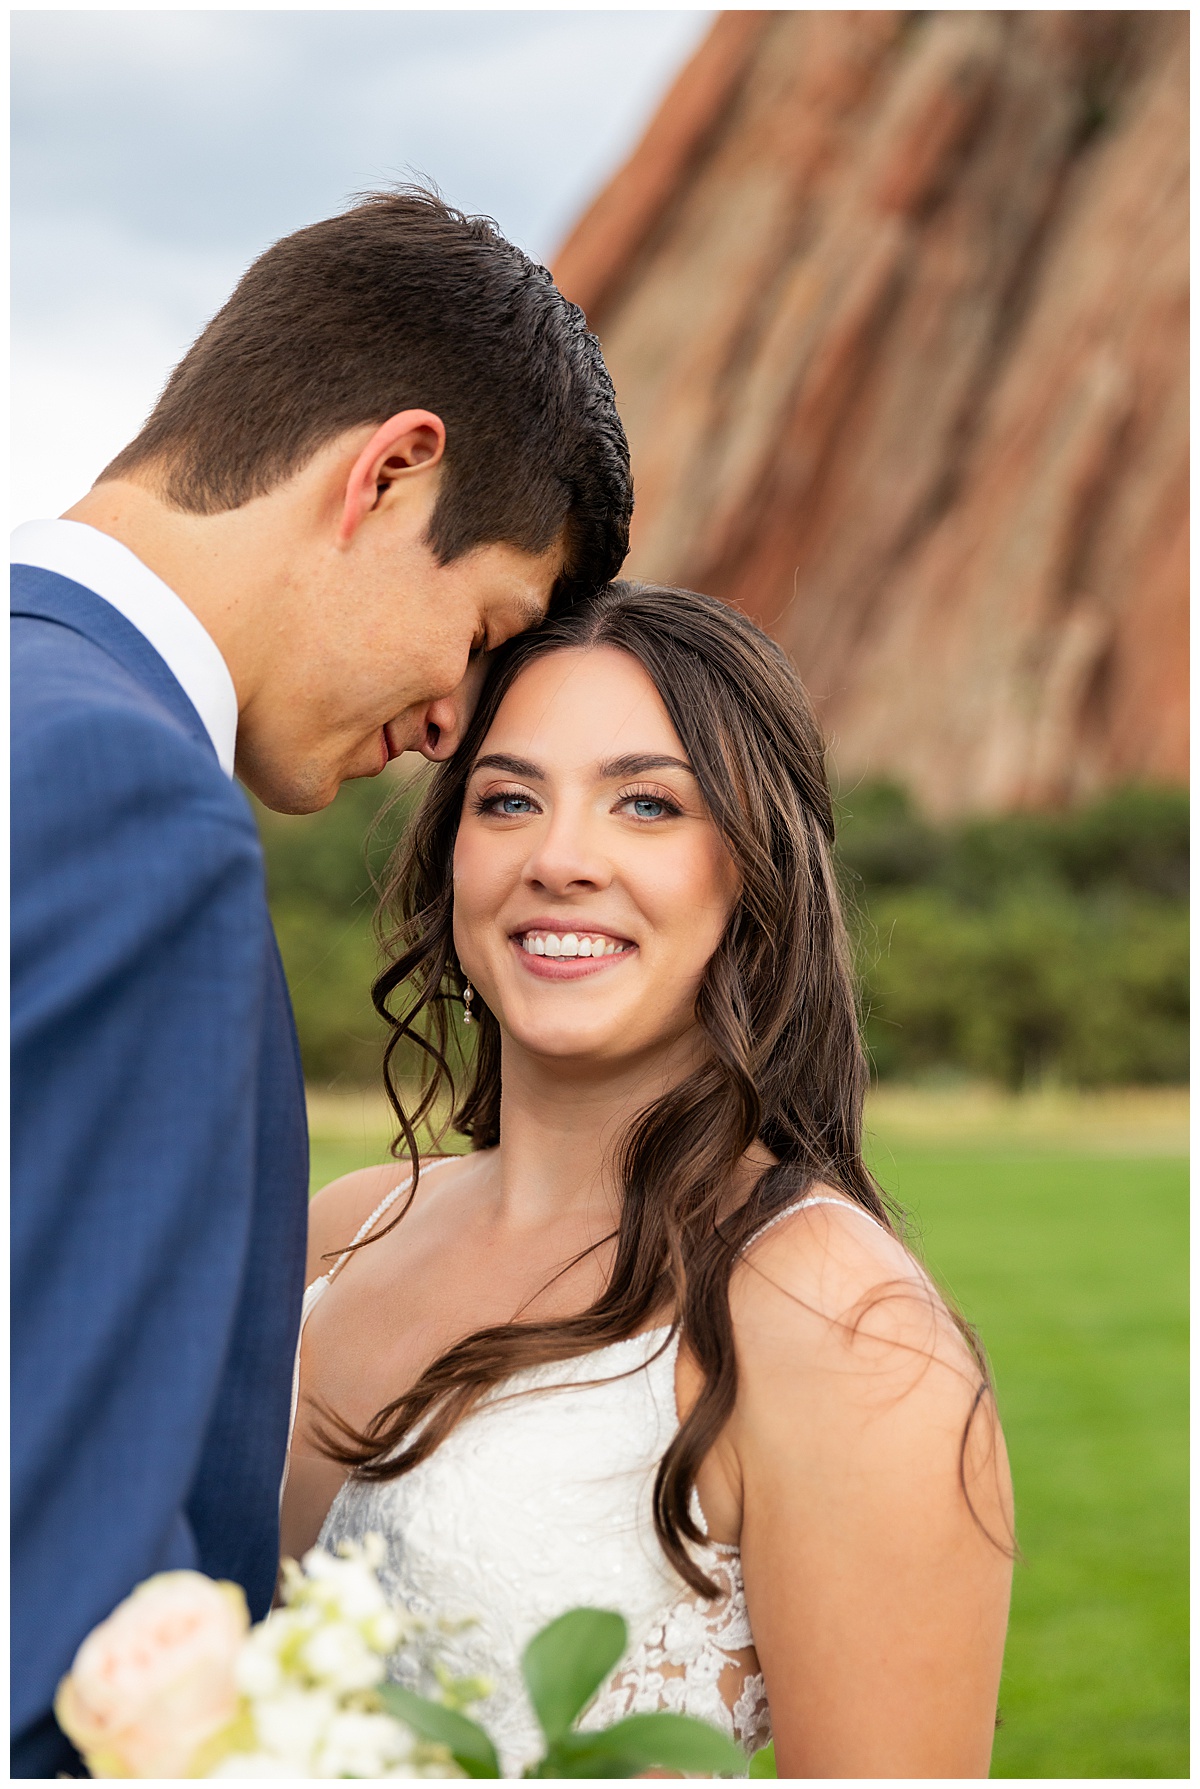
top-left (509, 1029), bottom-right (627, 1063)
top-left (500, 1013), bottom-right (685, 1074)
top-left (497, 1012), bottom-right (640, 1064)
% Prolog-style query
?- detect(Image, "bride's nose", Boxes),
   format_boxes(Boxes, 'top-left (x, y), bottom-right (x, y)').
top-left (522, 810), bottom-right (612, 896)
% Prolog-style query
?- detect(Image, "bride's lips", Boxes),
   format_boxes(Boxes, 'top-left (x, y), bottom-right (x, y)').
top-left (509, 922), bottom-right (637, 981)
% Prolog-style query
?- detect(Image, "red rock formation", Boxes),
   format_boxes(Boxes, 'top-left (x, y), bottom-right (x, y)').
top-left (554, 11), bottom-right (1187, 814)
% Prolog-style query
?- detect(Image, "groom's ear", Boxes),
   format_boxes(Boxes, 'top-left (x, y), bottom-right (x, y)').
top-left (337, 410), bottom-right (447, 545)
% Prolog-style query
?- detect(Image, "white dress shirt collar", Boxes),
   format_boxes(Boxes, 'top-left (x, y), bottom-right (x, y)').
top-left (11, 518), bottom-right (239, 777)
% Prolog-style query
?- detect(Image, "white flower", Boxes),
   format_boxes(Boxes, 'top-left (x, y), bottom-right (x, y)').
top-left (234, 1622), bottom-right (291, 1701)
top-left (298, 1543), bottom-right (395, 1627)
top-left (365, 1606), bottom-right (406, 1654)
top-left (313, 1708), bottom-right (418, 1778)
top-left (250, 1685), bottom-right (338, 1769)
top-left (53, 1532), bottom-right (478, 1779)
top-left (54, 1571), bottom-right (247, 1778)
top-left (209, 1754), bottom-right (299, 1778)
top-left (299, 1620), bottom-right (385, 1693)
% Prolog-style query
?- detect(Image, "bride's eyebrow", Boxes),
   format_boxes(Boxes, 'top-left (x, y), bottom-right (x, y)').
top-left (599, 753), bottom-right (695, 778)
top-left (469, 751), bottom-right (696, 781)
top-left (471, 752), bottom-right (544, 779)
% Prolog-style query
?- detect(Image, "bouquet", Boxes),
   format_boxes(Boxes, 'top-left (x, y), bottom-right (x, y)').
top-left (55, 1537), bottom-right (747, 1778)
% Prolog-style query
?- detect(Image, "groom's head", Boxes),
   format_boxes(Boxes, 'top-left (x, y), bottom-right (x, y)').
top-left (89, 189), bottom-right (632, 812)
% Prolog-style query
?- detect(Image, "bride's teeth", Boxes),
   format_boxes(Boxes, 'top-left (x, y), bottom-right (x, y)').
top-left (519, 930), bottom-right (632, 958)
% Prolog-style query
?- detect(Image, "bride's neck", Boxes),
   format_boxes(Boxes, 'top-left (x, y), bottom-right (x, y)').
top-left (488, 1034), bottom-right (701, 1230)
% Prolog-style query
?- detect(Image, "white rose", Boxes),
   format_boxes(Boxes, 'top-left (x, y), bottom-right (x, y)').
top-left (54, 1571), bottom-right (247, 1778)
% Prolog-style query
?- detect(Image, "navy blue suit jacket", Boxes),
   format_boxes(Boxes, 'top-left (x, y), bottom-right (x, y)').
top-left (11, 567), bottom-right (309, 1777)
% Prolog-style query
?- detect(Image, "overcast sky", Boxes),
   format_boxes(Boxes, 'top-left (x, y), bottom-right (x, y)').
top-left (11, 9), bottom-right (711, 523)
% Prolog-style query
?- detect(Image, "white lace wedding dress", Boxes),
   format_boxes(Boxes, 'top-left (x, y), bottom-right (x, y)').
top-left (297, 1163), bottom-right (866, 1777)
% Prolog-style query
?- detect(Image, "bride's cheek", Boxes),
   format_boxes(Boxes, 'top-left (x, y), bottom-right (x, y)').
top-left (452, 830), bottom-right (490, 907)
top-left (453, 840), bottom-right (512, 964)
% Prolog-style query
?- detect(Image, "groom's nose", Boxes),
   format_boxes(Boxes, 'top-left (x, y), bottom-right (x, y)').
top-left (416, 653), bottom-right (491, 761)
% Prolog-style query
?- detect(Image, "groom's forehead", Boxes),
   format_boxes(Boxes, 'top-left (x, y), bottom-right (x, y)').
top-left (471, 537), bottom-right (564, 617)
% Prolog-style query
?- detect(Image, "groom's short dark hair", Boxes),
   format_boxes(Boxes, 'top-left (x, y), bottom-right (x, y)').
top-left (101, 188), bottom-right (632, 599)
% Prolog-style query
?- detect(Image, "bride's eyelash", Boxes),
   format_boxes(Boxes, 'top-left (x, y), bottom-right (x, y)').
top-left (471, 786), bottom-right (538, 817)
top-left (616, 783), bottom-right (683, 817)
top-left (471, 783), bottom-right (682, 819)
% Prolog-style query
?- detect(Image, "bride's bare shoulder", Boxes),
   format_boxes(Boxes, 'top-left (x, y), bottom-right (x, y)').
top-left (730, 1183), bottom-right (974, 1382)
top-left (306, 1154), bottom-right (475, 1282)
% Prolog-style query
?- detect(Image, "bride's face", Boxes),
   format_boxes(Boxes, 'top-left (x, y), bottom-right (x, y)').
top-left (452, 645), bottom-right (740, 1069)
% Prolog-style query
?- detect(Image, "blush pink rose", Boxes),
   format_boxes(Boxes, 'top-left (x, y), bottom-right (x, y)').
top-left (55, 1570), bottom-right (249, 1778)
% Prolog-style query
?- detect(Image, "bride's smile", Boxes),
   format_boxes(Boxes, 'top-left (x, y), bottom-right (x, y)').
top-left (452, 643), bottom-right (739, 1067)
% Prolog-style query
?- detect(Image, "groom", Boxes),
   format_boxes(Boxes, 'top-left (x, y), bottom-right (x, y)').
top-left (11, 188), bottom-right (631, 1777)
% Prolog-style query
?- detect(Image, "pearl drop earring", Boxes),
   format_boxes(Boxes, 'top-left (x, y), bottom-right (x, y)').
top-left (462, 981), bottom-right (475, 1025)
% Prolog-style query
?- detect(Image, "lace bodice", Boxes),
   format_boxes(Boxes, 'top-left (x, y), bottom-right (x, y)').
top-left (299, 1171), bottom-right (872, 1776)
top-left (318, 1325), bottom-right (767, 1775)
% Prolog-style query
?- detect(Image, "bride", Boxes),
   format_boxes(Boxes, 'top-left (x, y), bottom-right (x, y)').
top-left (283, 581), bottom-right (1013, 1777)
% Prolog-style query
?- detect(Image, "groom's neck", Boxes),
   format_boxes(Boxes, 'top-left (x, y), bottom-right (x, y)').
top-left (63, 475), bottom-right (307, 714)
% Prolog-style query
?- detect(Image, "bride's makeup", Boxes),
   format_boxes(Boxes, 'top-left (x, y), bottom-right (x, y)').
top-left (510, 922), bottom-right (636, 980)
top-left (451, 645), bottom-right (738, 1066)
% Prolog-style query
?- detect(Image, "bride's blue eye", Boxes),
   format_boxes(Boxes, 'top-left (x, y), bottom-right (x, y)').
top-left (618, 787), bottom-right (681, 821)
top-left (475, 790), bottom-right (537, 817)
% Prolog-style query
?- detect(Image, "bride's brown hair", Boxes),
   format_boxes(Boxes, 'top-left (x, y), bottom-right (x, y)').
top-left (322, 580), bottom-right (990, 1592)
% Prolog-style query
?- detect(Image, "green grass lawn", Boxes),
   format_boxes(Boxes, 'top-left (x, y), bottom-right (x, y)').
top-left (307, 1087), bottom-right (1188, 1778)
top-left (878, 1150), bottom-right (1188, 1778)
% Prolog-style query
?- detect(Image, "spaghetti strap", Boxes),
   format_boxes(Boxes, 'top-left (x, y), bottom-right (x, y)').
top-left (323, 1155), bottom-right (459, 1290)
top-left (283, 1156), bottom-right (461, 1489)
top-left (744, 1191), bottom-right (885, 1251)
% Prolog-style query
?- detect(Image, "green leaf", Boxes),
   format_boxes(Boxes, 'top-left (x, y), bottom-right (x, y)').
top-left (749, 1739), bottom-right (777, 1777)
top-left (528, 1744), bottom-right (643, 1779)
top-left (378, 1682), bottom-right (501, 1778)
top-left (521, 1608), bottom-right (628, 1743)
top-left (533, 1712), bottom-right (747, 1778)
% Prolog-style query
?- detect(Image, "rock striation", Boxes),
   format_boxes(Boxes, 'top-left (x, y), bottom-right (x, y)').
top-left (554, 11), bottom-right (1187, 814)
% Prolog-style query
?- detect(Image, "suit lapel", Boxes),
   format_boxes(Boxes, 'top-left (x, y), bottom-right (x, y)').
top-left (11, 563), bottom-right (216, 761)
